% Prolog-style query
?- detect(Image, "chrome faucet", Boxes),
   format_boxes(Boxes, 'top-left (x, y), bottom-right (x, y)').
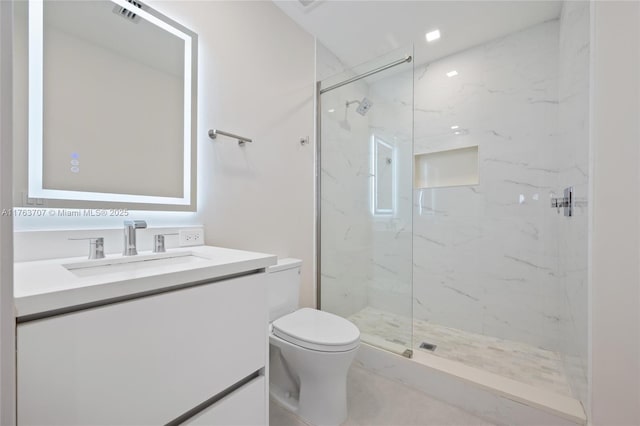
top-left (69, 237), bottom-right (105, 259)
top-left (123, 220), bottom-right (147, 256)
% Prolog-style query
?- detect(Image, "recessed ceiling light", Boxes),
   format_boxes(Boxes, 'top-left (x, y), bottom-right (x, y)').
top-left (446, 70), bottom-right (458, 77)
top-left (450, 125), bottom-right (459, 130)
top-left (426, 29), bottom-right (441, 42)
top-left (328, 109), bottom-right (335, 113)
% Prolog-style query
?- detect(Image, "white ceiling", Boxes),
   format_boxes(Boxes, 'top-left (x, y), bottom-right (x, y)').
top-left (274, 0), bottom-right (562, 70)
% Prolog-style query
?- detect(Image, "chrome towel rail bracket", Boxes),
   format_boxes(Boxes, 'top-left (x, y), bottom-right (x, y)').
top-left (208, 129), bottom-right (252, 146)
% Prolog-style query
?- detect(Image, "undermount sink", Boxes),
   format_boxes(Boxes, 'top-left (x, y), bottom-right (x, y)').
top-left (63, 251), bottom-right (208, 278)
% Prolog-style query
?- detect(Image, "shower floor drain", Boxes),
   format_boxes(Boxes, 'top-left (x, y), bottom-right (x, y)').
top-left (420, 342), bottom-right (437, 352)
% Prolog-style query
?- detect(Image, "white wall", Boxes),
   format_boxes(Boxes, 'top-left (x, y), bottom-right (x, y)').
top-left (149, 1), bottom-right (316, 308)
top-left (0, 1), bottom-right (16, 423)
top-left (590, 1), bottom-right (640, 424)
top-left (12, 1), bottom-right (316, 307)
top-left (316, 40), bottom-right (347, 82)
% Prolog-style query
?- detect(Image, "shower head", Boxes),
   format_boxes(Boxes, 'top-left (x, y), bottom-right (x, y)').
top-left (346, 97), bottom-right (373, 116)
top-left (356, 97), bottom-right (373, 115)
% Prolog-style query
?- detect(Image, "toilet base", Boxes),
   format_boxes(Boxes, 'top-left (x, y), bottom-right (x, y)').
top-left (270, 382), bottom-right (300, 414)
top-left (269, 334), bottom-right (358, 426)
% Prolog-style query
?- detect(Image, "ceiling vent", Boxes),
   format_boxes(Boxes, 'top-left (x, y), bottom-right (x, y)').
top-left (112, 0), bottom-right (143, 23)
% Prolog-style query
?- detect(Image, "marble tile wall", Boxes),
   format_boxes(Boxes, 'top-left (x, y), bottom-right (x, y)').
top-left (556, 0), bottom-right (590, 406)
top-left (407, 20), bottom-right (565, 351)
top-left (318, 42), bottom-right (372, 318)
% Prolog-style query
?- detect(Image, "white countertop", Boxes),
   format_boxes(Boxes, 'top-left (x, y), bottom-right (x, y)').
top-left (14, 245), bottom-right (277, 318)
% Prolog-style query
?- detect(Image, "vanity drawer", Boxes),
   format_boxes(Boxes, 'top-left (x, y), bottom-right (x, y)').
top-left (17, 272), bottom-right (268, 425)
top-left (182, 375), bottom-right (266, 425)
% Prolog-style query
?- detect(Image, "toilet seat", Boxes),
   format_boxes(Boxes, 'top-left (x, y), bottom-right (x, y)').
top-left (272, 308), bottom-right (360, 352)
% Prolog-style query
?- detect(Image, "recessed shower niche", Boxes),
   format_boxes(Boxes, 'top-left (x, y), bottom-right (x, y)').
top-left (413, 145), bottom-right (479, 189)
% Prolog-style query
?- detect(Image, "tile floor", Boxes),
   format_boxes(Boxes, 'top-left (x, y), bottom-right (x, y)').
top-left (269, 365), bottom-right (495, 426)
top-left (348, 306), bottom-right (574, 397)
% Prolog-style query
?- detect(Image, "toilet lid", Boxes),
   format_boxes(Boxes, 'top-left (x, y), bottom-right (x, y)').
top-left (272, 308), bottom-right (360, 352)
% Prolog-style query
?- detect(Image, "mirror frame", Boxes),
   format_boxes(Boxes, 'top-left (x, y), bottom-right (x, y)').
top-left (25, 0), bottom-right (197, 211)
top-left (370, 134), bottom-right (396, 217)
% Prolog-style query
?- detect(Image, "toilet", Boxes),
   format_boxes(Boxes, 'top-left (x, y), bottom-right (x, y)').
top-left (267, 258), bottom-right (360, 426)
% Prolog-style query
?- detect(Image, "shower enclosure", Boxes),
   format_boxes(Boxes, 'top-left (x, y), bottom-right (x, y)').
top-left (317, 0), bottom-right (589, 410)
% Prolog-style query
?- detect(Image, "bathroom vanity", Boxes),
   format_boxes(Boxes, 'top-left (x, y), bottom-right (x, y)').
top-left (14, 246), bottom-right (276, 425)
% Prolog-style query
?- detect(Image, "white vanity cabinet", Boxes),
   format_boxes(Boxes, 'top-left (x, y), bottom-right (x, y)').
top-left (17, 272), bottom-right (269, 425)
top-left (182, 376), bottom-right (266, 426)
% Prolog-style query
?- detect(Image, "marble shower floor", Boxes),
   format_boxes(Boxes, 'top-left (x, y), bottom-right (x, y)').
top-left (348, 306), bottom-right (574, 398)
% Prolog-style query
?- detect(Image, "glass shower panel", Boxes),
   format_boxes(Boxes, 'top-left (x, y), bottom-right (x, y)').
top-left (318, 48), bottom-right (414, 356)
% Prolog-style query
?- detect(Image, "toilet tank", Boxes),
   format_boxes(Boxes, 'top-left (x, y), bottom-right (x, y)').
top-left (266, 258), bottom-right (302, 322)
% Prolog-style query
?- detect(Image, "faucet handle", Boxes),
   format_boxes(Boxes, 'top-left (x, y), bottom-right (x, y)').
top-left (124, 220), bottom-right (147, 229)
top-left (69, 237), bottom-right (105, 260)
top-left (153, 233), bottom-right (178, 253)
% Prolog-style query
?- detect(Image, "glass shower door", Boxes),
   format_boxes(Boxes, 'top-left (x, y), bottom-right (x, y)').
top-left (318, 48), bottom-right (414, 356)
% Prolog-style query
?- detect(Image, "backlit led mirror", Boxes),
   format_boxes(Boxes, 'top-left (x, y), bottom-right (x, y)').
top-left (14, 0), bottom-right (197, 211)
